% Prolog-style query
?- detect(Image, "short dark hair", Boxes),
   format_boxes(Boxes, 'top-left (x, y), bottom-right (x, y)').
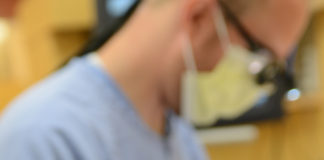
top-left (78, 0), bottom-right (141, 56)
top-left (78, 0), bottom-right (258, 56)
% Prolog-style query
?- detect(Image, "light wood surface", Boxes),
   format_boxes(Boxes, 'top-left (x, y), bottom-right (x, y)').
top-left (13, 0), bottom-right (95, 81)
top-left (0, 0), bottom-right (96, 109)
top-left (0, 82), bottom-right (25, 111)
top-left (207, 107), bottom-right (324, 160)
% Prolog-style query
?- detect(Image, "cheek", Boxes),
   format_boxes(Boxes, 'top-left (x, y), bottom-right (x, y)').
top-left (241, 0), bottom-right (310, 60)
top-left (194, 40), bottom-right (223, 71)
top-left (282, 4), bottom-right (309, 57)
top-left (190, 18), bottom-right (224, 71)
top-left (191, 24), bottom-right (248, 71)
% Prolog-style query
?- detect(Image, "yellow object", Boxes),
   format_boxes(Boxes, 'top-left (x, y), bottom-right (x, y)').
top-left (182, 46), bottom-right (274, 126)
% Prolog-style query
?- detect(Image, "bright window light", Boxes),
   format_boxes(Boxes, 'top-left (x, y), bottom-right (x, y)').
top-left (106, 0), bottom-right (136, 17)
top-left (0, 19), bottom-right (9, 44)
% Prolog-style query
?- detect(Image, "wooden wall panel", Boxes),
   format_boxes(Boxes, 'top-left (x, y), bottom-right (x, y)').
top-left (0, 0), bottom-right (96, 111)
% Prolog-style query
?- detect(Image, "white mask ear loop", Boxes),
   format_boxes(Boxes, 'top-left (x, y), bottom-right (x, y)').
top-left (182, 7), bottom-right (231, 72)
top-left (182, 34), bottom-right (198, 73)
top-left (212, 8), bottom-right (231, 53)
top-left (181, 34), bottom-right (199, 123)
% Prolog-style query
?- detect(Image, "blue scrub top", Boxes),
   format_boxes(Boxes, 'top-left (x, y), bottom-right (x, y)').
top-left (0, 54), bottom-right (208, 160)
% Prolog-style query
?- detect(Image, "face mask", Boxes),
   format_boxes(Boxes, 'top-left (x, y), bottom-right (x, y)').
top-left (181, 9), bottom-right (275, 126)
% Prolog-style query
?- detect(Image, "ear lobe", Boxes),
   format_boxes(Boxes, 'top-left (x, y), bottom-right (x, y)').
top-left (181, 0), bottom-right (219, 22)
top-left (179, 0), bottom-right (219, 39)
top-left (190, 0), bottom-right (218, 16)
top-left (186, 0), bottom-right (219, 26)
top-left (189, 0), bottom-right (209, 19)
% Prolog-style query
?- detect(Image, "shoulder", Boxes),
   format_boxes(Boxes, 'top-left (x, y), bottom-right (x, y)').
top-left (0, 56), bottom-right (113, 127)
top-left (0, 57), bottom-right (115, 147)
top-left (0, 57), bottom-right (130, 160)
top-left (0, 120), bottom-right (111, 160)
top-left (1, 59), bottom-right (91, 128)
top-left (0, 64), bottom-right (116, 159)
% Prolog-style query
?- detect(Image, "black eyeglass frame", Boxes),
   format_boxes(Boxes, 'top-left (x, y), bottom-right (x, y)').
top-left (219, 1), bottom-right (273, 53)
top-left (219, 1), bottom-right (287, 84)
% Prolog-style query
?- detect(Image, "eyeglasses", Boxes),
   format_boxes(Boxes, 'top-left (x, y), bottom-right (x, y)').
top-left (219, 1), bottom-right (286, 85)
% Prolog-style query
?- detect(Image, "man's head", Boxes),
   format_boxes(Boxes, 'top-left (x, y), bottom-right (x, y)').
top-left (141, 0), bottom-right (309, 67)
top-left (99, 0), bottom-right (309, 110)
top-left (149, 0), bottom-right (308, 107)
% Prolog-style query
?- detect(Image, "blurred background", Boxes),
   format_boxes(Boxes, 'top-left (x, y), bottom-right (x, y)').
top-left (1, 0), bottom-right (324, 159)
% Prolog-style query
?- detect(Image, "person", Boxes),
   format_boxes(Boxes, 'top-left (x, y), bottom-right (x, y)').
top-left (0, 0), bottom-right (308, 159)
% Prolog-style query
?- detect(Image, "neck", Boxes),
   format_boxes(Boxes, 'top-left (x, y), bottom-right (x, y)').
top-left (97, 6), bottom-right (171, 135)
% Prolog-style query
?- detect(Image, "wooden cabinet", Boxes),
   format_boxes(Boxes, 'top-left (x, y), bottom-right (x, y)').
top-left (0, 0), bottom-right (96, 110)
top-left (14, 0), bottom-right (96, 80)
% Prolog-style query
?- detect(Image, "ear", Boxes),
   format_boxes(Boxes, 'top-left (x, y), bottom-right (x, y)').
top-left (178, 0), bottom-right (224, 71)
top-left (180, 0), bottom-right (218, 35)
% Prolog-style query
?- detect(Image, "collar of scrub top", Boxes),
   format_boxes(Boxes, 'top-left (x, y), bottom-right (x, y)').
top-left (87, 52), bottom-right (106, 69)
